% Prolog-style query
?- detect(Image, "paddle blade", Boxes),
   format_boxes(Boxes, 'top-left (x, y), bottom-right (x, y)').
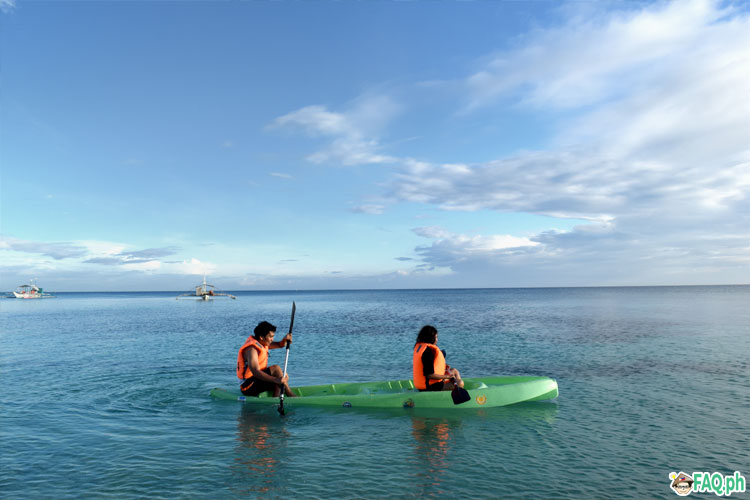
top-left (278, 394), bottom-right (286, 416)
top-left (451, 386), bottom-right (471, 405)
top-left (288, 302), bottom-right (296, 335)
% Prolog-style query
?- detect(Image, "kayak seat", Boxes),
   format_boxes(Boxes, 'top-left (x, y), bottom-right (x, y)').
top-left (387, 380), bottom-right (415, 390)
top-left (463, 381), bottom-right (488, 390)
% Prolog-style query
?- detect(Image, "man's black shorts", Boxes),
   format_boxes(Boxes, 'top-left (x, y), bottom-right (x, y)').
top-left (240, 368), bottom-right (277, 396)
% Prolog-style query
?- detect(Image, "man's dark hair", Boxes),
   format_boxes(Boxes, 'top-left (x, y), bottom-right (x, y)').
top-left (415, 325), bottom-right (438, 345)
top-left (253, 321), bottom-right (277, 339)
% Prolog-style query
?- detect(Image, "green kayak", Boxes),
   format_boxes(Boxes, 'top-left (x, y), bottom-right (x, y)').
top-left (210, 375), bottom-right (558, 409)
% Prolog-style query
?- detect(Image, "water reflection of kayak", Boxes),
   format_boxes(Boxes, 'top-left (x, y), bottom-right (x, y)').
top-left (210, 376), bottom-right (558, 409)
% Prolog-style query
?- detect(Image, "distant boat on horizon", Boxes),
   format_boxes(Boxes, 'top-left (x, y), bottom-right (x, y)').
top-left (176, 276), bottom-right (236, 301)
top-left (10, 280), bottom-right (55, 299)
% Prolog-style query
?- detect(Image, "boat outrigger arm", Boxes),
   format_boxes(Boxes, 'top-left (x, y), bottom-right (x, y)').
top-left (176, 276), bottom-right (236, 300)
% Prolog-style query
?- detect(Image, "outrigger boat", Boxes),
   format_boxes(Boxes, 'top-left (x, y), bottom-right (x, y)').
top-left (11, 280), bottom-right (55, 299)
top-left (210, 375), bottom-right (558, 410)
top-left (176, 276), bottom-right (236, 300)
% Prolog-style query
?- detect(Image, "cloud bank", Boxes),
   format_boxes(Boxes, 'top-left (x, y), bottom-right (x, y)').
top-left (401, 0), bottom-right (749, 282)
top-left (0, 236), bottom-right (221, 289)
top-left (83, 246), bottom-right (180, 266)
top-left (270, 0), bottom-right (749, 285)
top-left (1, 236), bottom-right (89, 260)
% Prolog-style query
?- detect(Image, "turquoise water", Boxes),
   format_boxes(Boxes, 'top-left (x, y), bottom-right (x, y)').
top-left (1, 287), bottom-right (748, 499)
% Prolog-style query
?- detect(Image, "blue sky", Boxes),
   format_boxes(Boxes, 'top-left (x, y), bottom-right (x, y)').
top-left (1, 0), bottom-right (748, 291)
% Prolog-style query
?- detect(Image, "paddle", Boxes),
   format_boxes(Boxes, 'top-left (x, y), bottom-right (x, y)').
top-left (451, 379), bottom-right (471, 405)
top-left (278, 301), bottom-right (295, 416)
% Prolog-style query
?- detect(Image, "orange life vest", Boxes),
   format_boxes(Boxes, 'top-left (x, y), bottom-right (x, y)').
top-left (413, 342), bottom-right (446, 390)
top-left (236, 336), bottom-right (268, 380)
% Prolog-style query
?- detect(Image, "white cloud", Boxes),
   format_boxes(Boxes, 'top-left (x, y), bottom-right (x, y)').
top-left (349, 204), bottom-right (385, 215)
top-left (273, 105), bottom-right (348, 136)
top-left (83, 246), bottom-right (181, 266)
top-left (269, 172), bottom-right (293, 179)
top-left (412, 226), bottom-right (453, 240)
top-left (171, 258), bottom-right (216, 276)
top-left (464, 0), bottom-right (735, 111)
top-left (0, 0), bottom-right (15, 13)
top-left (121, 260), bottom-right (162, 272)
top-left (412, 226), bottom-right (539, 269)
top-left (1, 236), bottom-right (89, 260)
top-left (409, 219), bottom-right (749, 286)
top-left (1, 236), bottom-right (186, 271)
top-left (270, 94), bottom-right (400, 166)
top-left (391, 153), bottom-right (749, 223)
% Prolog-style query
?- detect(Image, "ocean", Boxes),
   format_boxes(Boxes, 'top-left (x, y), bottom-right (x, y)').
top-left (1, 286), bottom-right (748, 499)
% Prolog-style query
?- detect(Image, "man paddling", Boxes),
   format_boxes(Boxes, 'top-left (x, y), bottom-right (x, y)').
top-left (237, 321), bottom-right (297, 398)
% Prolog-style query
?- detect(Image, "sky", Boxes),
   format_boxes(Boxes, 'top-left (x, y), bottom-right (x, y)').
top-left (1, 0), bottom-right (748, 291)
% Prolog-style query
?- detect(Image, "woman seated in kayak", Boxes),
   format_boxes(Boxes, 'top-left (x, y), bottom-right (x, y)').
top-left (413, 325), bottom-right (464, 391)
top-left (237, 321), bottom-right (297, 398)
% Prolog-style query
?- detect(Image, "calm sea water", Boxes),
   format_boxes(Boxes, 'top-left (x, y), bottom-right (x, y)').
top-left (1, 287), bottom-right (748, 499)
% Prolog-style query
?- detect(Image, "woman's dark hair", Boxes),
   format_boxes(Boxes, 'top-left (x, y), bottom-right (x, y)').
top-left (253, 321), bottom-right (277, 339)
top-left (415, 325), bottom-right (438, 345)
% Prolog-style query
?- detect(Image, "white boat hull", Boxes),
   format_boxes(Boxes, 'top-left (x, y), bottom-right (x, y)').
top-left (13, 292), bottom-right (45, 299)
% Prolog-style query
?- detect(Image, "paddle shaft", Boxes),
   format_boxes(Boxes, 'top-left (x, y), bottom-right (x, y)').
top-left (282, 345), bottom-right (290, 375)
top-left (278, 302), bottom-right (295, 415)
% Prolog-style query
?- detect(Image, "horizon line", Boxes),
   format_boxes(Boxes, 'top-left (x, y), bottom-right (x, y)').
top-left (8, 283), bottom-right (749, 294)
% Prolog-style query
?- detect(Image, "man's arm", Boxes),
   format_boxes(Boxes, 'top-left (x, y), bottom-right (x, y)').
top-left (247, 349), bottom-right (283, 384)
top-left (269, 332), bottom-right (293, 349)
